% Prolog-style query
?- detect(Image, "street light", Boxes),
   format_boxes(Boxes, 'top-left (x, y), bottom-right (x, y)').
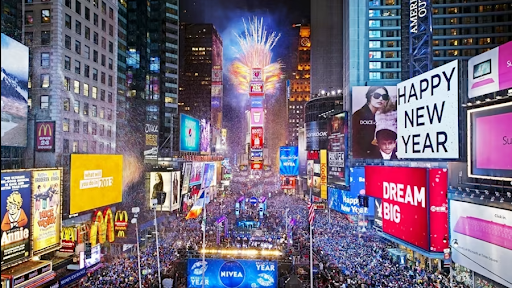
top-left (151, 198), bottom-right (162, 288)
top-left (131, 215), bottom-right (142, 288)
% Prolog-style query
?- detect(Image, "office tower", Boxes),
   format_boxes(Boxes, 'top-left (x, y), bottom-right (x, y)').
top-left (24, 0), bottom-right (119, 168)
top-left (115, 0), bottom-right (129, 154)
top-left (179, 23), bottom-right (223, 152)
top-left (287, 24), bottom-right (311, 146)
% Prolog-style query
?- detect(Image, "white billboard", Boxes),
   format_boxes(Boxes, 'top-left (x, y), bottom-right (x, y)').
top-left (397, 60), bottom-right (459, 159)
top-left (449, 200), bottom-right (512, 287)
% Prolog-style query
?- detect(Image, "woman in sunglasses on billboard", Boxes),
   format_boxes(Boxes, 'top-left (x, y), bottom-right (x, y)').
top-left (352, 86), bottom-right (390, 159)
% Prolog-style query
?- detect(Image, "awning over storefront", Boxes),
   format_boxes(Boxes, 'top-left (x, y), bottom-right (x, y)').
top-left (377, 231), bottom-right (444, 259)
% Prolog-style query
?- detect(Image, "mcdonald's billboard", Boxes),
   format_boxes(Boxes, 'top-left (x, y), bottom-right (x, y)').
top-left (35, 121), bottom-right (55, 152)
top-left (59, 227), bottom-right (77, 253)
top-left (114, 210), bottom-right (128, 238)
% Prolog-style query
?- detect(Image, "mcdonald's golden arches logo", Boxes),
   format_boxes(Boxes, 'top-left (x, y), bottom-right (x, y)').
top-left (114, 210), bottom-right (128, 238)
top-left (36, 121), bottom-right (55, 151)
top-left (38, 122), bottom-right (53, 136)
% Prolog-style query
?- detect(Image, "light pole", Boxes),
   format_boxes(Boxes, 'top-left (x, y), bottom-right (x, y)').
top-left (131, 207), bottom-right (142, 288)
top-left (285, 208), bottom-right (290, 248)
top-left (151, 198), bottom-right (162, 288)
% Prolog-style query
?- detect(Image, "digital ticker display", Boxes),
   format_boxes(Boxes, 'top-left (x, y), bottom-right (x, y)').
top-left (187, 258), bottom-right (278, 288)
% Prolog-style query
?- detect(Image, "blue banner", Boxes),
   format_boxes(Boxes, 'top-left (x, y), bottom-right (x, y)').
top-left (180, 114), bottom-right (201, 152)
top-left (279, 146), bottom-right (299, 176)
top-left (201, 163), bottom-right (216, 189)
top-left (328, 167), bottom-right (374, 215)
top-left (250, 97), bottom-right (264, 108)
top-left (188, 259), bottom-right (278, 288)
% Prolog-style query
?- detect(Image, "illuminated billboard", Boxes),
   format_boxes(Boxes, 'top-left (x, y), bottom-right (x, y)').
top-left (467, 102), bottom-right (512, 181)
top-left (251, 127), bottom-right (263, 150)
top-left (35, 121), bottom-right (56, 152)
top-left (249, 82), bottom-right (264, 96)
top-left (250, 97), bottom-right (264, 108)
top-left (1, 33), bottom-right (29, 147)
top-left (145, 122), bottom-right (158, 160)
top-left (305, 120), bottom-right (328, 151)
top-left (327, 112), bottom-right (347, 184)
top-left (180, 114), bottom-right (200, 152)
top-left (279, 146), bottom-right (298, 176)
top-left (187, 258), bottom-right (278, 288)
top-left (149, 171), bottom-right (180, 211)
top-left (31, 169), bottom-right (62, 255)
top-left (189, 162), bottom-right (204, 186)
top-left (281, 176), bottom-right (296, 189)
top-left (320, 150), bottom-right (327, 199)
top-left (70, 154), bottom-right (123, 214)
top-left (250, 108), bottom-right (264, 126)
top-left (181, 163), bottom-right (192, 195)
top-left (200, 119), bottom-right (211, 154)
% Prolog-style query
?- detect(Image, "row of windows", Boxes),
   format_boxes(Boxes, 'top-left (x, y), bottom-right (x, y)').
top-left (369, 62), bottom-right (400, 69)
top-left (369, 72), bottom-right (400, 80)
top-left (63, 97), bottom-right (113, 119)
top-left (62, 139), bottom-right (112, 154)
top-left (369, 40), bottom-right (400, 48)
top-left (62, 118), bottom-right (112, 137)
top-left (369, 30), bottom-right (400, 38)
top-left (65, 13), bottom-right (114, 38)
top-left (431, 3), bottom-right (511, 13)
top-left (63, 0), bottom-right (114, 20)
top-left (63, 78), bottom-right (113, 103)
top-left (433, 37), bottom-right (509, 47)
top-left (369, 51), bottom-right (399, 59)
top-left (432, 15), bottom-right (511, 25)
top-left (434, 27), bottom-right (511, 37)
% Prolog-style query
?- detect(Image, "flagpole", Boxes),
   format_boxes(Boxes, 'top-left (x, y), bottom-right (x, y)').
top-left (202, 189), bottom-right (207, 288)
top-left (309, 186), bottom-right (314, 288)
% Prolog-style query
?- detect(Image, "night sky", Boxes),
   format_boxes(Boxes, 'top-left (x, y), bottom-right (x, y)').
top-left (182, 0), bottom-right (311, 164)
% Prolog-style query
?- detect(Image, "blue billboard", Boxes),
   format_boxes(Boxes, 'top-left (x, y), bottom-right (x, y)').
top-left (180, 114), bottom-right (201, 152)
top-left (187, 259), bottom-right (278, 288)
top-left (201, 163), bottom-right (216, 189)
top-left (328, 167), bottom-right (374, 215)
top-left (250, 97), bottom-right (264, 108)
top-left (279, 146), bottom-right (299, 176)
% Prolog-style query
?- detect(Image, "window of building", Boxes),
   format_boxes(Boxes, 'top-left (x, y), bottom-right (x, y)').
top-left (25, 11), bottom-right (34, 25)
top-left (101, 54), bottom-right (106, 66)
top-left (63, 139), bottom-right (70, 153)
top-left (75, 20), bottom-right (81, 35)
top-left (41, 9), bottom-right (51, 23)
top-left (92, 105), bottom-right (97, 117)
top-left (85, 7), bottom-right (90, 20)
top-left (73, 140), bottom-right (79, 153)
top-left (94, 13), bottom-right (98, 26)
top-left (108, 75), bottom-right (112, 87)
top-left (108, 92), bottom-right (113, 103)
top-left (93, 32), bottom-right (98, 45)
top-left (41, 31), bottom-right (51, 45)
top-left (101, 19), bottom-right (106, 32)
top-left (82, 140), bottom-right (88, 153)
top-left (65, 0), bottom-right (71, 7)
top-left (109, 41), bottom-right (113, 53)
top-left (74, 79), bottom-right (80, 93)
top-left (93, 50), bottom-right (98, 62)
top-left (91, 141), bottom-right (96, 153)
top-left (99, 89), bottom-right (105, 101)
top-left (369, 62), bottom-right (381, 69)
top-left (41, 74), bottom-right (50, 88)
top-left (25, 32), bottom-right (34, 45)
top-left (101, 37), bottom-right (106, 49)
top-left (83, 102), bottom-right (89, 115)
top-left (109, 24), bottom-right (113, 36)
top-left (63, 119), bottom-right (70, 132)
top-left (84, 83), bottom-right (89, 96)
top-left (101, 1), bottom-right (106, 13)
top-left (84, 64), bottom-right (90, 78)
top-left (85, 26), bottom-right (90, 40)
top-left (99, 124), bottom-right (104, 136)
top-left (93, 68), bottom-right (98, 81)
top-left (65, 35), bottom-right (71, 49)
top-left (73, 120), bottom-right (80, 133)
top-left (369, 51), bottom-right (382, 58)
top-left (64, 77), bottom-right (71, 91)
top-left (107, 108), bottom-right (112, 120)
top-left (40, 95), bottom-right (49, 109)
top-left (101, 72), bottom-right (106, 84)
top-left (108, 58), bottom-right (113, 70)
top-left (109, 7), bottom-right (114, 19)
top-left (92, 87), bottom-right (97, 99)
top-left (99, 142), bottom-right (104, 153)
top-left (369, 72), bottom-right (381, 80)
top-left (91, 123), bottom-right (97, 135)
top-left (41, 52), bottom-right (50, 67)
top-left (369, 41), bottom-right (381, 48)
top-left (75, 0), bottom-right (81, 14)
top-left (74, 60), bottom-right (81, 74)
top-left (63, 98), bottom-right (70, 111)
top-left (65, 14), bottom-right (71, 29)
top-left (447, 50), bottom-right (459, 56)
top-left (83, 46), bottom-right (90, 60)
top-left (100, 107), bottom-right (105, 119)
top-left (479, 38), bottom-right (491, 45)
top-left (74, 100), bottom-right (80, 113)
top-left (107, 125), bottom-right (111, 137)
top-left (449, 39), bottom-right (458, 46)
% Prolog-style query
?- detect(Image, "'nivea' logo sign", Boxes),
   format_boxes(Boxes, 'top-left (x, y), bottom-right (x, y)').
top-left (219, 261), bottom-right (245, 287)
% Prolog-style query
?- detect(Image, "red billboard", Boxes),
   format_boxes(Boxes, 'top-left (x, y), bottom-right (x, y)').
top-left (281, 176), bottom-right (296, 189)
top-left (365, 166), bottom-right (429, 250)
top-left (251, 162), bottom-right (263, 170)
top-left (429, 168), bottom-right (449, 252)
top-left (35, 121), bottom-right (56, 152)
top-left (251, 127), bottom-right (263, 150)
top-left (249, 82), bottom-right (264, 96)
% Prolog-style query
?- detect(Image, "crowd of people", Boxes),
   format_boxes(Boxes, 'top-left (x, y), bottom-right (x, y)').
top-left (78, 174), bottom-right (459, 288)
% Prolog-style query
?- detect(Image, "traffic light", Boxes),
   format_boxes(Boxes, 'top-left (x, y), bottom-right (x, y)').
top-left (85, 242), bottom-right (92, 258)
top-left (363, 196), bottom-right (369, 208)
top-left (358, 195), bottom-right (364, 206)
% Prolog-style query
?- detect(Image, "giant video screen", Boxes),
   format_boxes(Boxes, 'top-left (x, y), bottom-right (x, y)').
top-left (449, 201), bottom-right (512, 286)
top-left (187, 258), bottom-right (278, 288)
top-left (468, 102), bottom-right (512, 181)
top-left (1, 33), bottom-right (29, 147)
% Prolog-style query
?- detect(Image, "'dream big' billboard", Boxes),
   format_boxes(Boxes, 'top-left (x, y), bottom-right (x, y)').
top-left (187, 258), bottom-right (278, 288)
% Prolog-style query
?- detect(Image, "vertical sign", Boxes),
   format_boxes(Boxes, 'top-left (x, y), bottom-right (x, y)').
top-left (320, 150), bottom-right (327, 199)
top-left (327, 112), bottom-right (347, 184)
top-left (251, 127), bottom-right (264, 150)
top-left (181, 163), bottom-right (192, 196)
top-left (428, 168), bottom-right (449, 252)
top-left (35, 121), bottom-right (56, 152)
top-left (1, 171), bottom-right (32, 266)
top-left (144, 123), bottom-right (159, 160)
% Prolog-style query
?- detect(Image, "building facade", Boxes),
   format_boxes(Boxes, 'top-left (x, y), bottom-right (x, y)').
top-left (287, 24), bottom-right (311, 146)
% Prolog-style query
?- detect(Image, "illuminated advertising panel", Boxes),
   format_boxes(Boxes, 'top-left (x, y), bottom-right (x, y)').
top-left (221, 129), bottom-right (227, 148)
top-left (250, 108), bottom-right (264, 126)
top-left (249, 82), bottom-right (264, 96)
top-left (212, 84), bottom-right (223, 97)
top-left (450, 201), bottom-right (512, 286)
top-left (251, 162), bottom-right (263, 170)
top-left (70, 154), bottom-right (123, 214)
top-left (280, 176), bottom-right (296, 189)
top-left (35, 121), bottom-right (56, 152)
top-left (181, 163), bottom-right (192, 195)
top-left (149, 172), bottom-right (172, 211)
top-left (201, 163), bottom-right (215, 189)
top-left (250, 97), bottom-right (264, 108)
top-left (1, 171), bottom-right (31, 266)
top-left (279, 146), bottom-right (298, 176)
top-left (212, 69), bottom-right (222, 82)
top-left (251, 150), bottom-right (263, 162)
top-left (397, 60), bottom-right (459, 159)
top-left (320, 150), bottom-right (327, 199)
top-left (31, 169), bottom-right (62, 255)
top-left (149, 57), bottom-right (160, 72)
top-left (187, 258), bottom-right (278, 288)
top-left (211, 97), bottom-right (221, 109)
top-left (428, 168), bottom-right (448, 252)
top-left (468, 41), bottom-right (512, 98)
top-left (251, 127), bottom-right (264, 150)
top-left (251, 68), bottom-right (263, 81)
top-left (365, 166), bottom-right (429, 250)
top-left (351, 86), bottom-right (397, 159)
top-left (468, 102), bottom-right (512, 181)
top-left (305, 120), bottom-right (328, 151)
top-left (1, 33), bottom-right (29, 147)
top-left (180, 114), bottom-right (200, 152)
top-left (170, 171), bottom-right (181, 211)
top-left (200, 119), bottom-right (211, 154)
top-left (189, 162), bottom-right (204, 186)
top-left (145, 122), bottom-right (158, 160)
top-left (298, 129), bottom-right (307, 175)
top-left (327, 112), bottom-right (347, 184)
top-left (328, 187), bottom-right (374, 215)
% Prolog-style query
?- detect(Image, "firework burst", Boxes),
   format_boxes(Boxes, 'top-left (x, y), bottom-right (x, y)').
top-left (229, 17), bottom-right (283, 94)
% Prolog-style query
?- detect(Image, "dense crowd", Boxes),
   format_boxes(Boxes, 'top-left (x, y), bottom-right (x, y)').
top-left (79, 174), bottom-right (457, 288)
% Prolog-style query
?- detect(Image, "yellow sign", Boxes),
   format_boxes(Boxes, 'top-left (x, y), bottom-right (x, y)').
top-left (90, 208), bottom-right (115, 246)
top-left (320, 150), bottom-right (327, 199)
top-left (114, 210), bottom-right (128, 238)
top-left (70, 154), bottom-right (123, 214)
top-left (32, 169), bottom-right (62, 254)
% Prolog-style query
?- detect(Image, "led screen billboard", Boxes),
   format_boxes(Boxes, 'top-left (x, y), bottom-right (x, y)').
top-left (250, 108), bottom-right (264, 126)
top-left (31, 169), bottom-right (62, 255)
top-left (250, 97), bottom-right (264, 108)
top-left (328, 187), bottom-right (374, 216)
top-left (187, 258), bottom-right (278, 288)
top-left (449, 201), bottom-right (512, 286)
top-left (397, 60), bottom-right (459, 159)
top-left (189, 162), bottom-right (204, 186)
top-left (305, 120), bottom-right (328, 151)
top-left (145, 122), bottom-right (159, 160)
top-left (327, 112), bottom-right (347, 184)
top-left (249, 82), bottom-right (264, 96)
top-left (365, 166), bottom-right (448, 252)
top-left (279, 146), bottom-right (299, 176)
top-left (351, 86), bottom-right (397, 159)
top-left (468, 41), bottom-right (512, 98)
top-left (468, 102), bottom-right (512, 181)
top-left (281, 176), bottom-right (296, 189)
top-left (1, 33), bottom-right (29, 147)
top-left (201, 163), bottom-right (215, 189)
top-left (1, 171), bottom-right (31, 266)
top-left (200, 119), bottom-right (211, 154)
top-left (251, 127), bottom-right (264, 150)
top-left (149, 172), bottom-right (172, 211)
top-left (181, 163), bottom-right (192, 195)
top-left (180, 114), bottom-right (201, 152)
top-left (70, 154), bottom-right (123, 214)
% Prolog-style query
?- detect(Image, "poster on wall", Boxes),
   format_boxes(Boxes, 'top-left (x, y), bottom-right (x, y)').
top-left (468, 102), bottom-right (512, 181)
top-left (32, 169), bottom-right (62, 255)
top-left (181, 163), bottom-right (192, 195)
top-left (397, 60), bottom-right (459, 159)
top-left (149, 172), bottom-right (172, 211)
top-left (351, 86), bottom-right (398, 159)
top-left (35, 121), bottom-right (56, 152)
top-left (467, 41), bottom-right (512, 98)
top-left (327, 112), bottom-right (347, 184)
top-left (170, 171), bottom-right (181, 211)
top-left (251, 127), bottom-right (264, 150)
top-left (449, 201), bottom-right (512, 286)
top-left (1, 171), bottom-right (32, 266)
